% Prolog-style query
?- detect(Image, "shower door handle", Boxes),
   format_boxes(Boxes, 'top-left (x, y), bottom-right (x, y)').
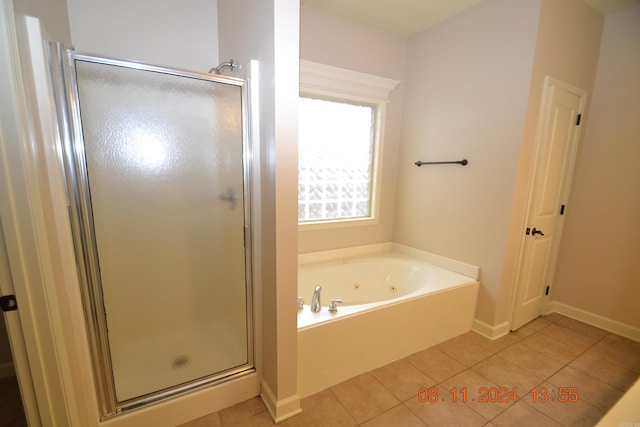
top-left (219, 187), bottom-right (239, 209)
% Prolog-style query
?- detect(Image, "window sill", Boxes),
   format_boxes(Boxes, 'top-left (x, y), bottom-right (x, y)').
top-left (298, 217), bottom-right (379, 231)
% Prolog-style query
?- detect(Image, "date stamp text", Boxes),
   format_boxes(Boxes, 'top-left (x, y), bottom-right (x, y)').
top-left (417, 386), bottom-right (579, 404)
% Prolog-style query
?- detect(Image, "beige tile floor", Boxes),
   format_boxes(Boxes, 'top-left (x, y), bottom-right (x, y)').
top-left (180, 314), bottom-right (640, 427)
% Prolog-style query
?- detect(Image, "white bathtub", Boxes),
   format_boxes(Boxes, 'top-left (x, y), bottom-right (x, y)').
top-left (297, 243), bottom-right (480, 397)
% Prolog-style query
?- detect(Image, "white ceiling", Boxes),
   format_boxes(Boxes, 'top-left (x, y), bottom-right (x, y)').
top-left (300, 0), bottom-right (640, 37)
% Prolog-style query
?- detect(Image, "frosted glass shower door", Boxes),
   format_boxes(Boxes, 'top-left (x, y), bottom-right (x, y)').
top-left (66, 56), bottom-right (252, 406)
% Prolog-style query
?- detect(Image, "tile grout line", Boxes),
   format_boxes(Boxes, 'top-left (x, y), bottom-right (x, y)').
top-left (504, 328), bottom-right (615, 427)
top-left (183, 315), bottom-right (637, 427)
top-left (327, 385), bottom-right (361, 425)
top-left (432, 318), bottom-right (617, 427)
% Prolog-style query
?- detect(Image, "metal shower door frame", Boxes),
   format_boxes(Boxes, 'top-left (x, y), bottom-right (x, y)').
top-left (45, 42), bottom-right (254, 418)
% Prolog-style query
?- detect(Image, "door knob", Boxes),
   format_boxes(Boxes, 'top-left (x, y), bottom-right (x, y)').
top-left (531, 227), bottom-right (545, 236)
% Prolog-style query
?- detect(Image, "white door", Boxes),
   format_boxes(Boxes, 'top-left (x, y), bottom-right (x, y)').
top-left (511, 78), bottom-right (586, 331)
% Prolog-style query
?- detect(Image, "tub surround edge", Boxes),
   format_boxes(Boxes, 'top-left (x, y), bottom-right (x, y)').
top-left (298, 242), bottom-right (480, 281)
top-left (298, 242), bottom-right (392, 264)
top-left (391, 243), bottom-right (480, 280)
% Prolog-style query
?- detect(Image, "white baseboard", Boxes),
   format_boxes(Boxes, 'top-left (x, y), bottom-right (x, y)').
top-left (260, 381), bottom-right (301, 423)
top-left (547, 301), bottom-right (640, 342)
top-left (473, 304), bottom-right (640, 343)
top-left (472, 318), bottom-right (510, 340)
top-left (0, 362), bottom-right (16, 379)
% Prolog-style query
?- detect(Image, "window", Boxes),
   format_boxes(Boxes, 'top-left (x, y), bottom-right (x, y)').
top-left (298, 96), bottom-right (375, 222)
top-left (298, 61), bottom-right (399, 228)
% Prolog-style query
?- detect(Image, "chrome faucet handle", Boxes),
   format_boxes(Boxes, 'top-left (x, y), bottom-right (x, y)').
top-left (328, 299), bottom-right (343, 313)
top-left (297, 297), bottom-right (304, 310)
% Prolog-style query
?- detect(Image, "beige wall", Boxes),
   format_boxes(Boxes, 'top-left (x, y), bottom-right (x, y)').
top-left (498, 0), bottom-right (604, 326)
top-left (299, 0), bottom-right (633, 336)
top-left (299, 6), bottom-right (405, 80)
top-left (298, 6), bottom-right (406, 253)
top-left (393, 0), bottom-right (541, 325)
top-left (66, 0), bottom-right (218, 72)
top-left (13, 0), bottom-right (71, 44)
top-left (551, 5), bottom-right (640, 328)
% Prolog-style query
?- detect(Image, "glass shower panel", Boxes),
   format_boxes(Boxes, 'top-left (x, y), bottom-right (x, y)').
top-left (73, 60), bottom-right (249, 402)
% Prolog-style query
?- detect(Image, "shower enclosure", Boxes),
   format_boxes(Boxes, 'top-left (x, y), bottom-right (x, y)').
top-left (46, 43), bottom-right (254, 417)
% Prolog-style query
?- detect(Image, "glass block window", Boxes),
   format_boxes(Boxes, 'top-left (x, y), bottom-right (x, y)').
top-left (298, 96), bottom-right (376, 223)
top-left (298, 60), bottom-right (400, 228)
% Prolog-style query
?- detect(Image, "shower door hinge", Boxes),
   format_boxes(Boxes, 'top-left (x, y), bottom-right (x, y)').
top-left (0, 295), bottom-right (18, 312)
top-left (545, 286), bottom-right (550, 296)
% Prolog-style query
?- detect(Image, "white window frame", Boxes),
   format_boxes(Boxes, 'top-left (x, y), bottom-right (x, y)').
top-left (298, 60), bottom-right (399, 230)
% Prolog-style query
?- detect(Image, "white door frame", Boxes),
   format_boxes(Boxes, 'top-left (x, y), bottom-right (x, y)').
top-left (0, 212), bottom-right (41, 425)
top-left (0, 4), bottom-right (85, 425)
top-left (509, 76), bottom-right (587, 330)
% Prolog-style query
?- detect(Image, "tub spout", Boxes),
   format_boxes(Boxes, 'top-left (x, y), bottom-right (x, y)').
top-left (311, 285), bottom-right (322, 312)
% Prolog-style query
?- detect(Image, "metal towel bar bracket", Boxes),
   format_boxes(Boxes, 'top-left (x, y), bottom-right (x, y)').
top-left (414, 159), bottom-right (468, 167)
